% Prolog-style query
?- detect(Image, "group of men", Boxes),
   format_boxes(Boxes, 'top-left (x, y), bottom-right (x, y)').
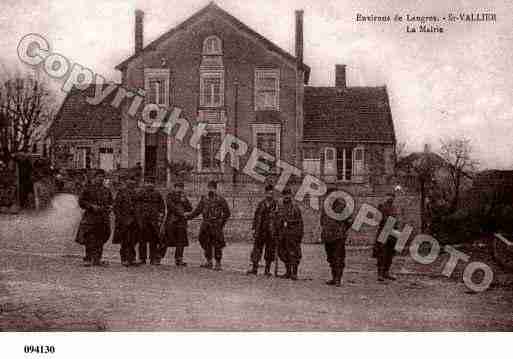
top-left (76, 170), bottom-right (399, 286)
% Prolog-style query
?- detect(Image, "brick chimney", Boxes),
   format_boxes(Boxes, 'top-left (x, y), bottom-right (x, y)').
top-left (295, 10), bottom-right (304, 68)
top-left (135, 9), bottom-right (144, 54)
top-left (335, 65), bottom-right (346, 89)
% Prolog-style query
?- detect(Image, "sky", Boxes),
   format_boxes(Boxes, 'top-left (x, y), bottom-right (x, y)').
top-left (1, 0), bottom-right (512, 169)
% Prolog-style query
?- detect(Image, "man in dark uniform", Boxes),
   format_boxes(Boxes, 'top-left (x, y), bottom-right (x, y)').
top-left (321, 188), bottom-right (352, 287)
top-left (374, 192), bottom-right (399, 282)
top-left (275, 187), bottom-right (303, 280)
top-left (113, 177), bottom-right (139, 266)
top-left (186, 180), bottom-right (230, 271)
top-left (247, 184), bottom-right (277, 276)
top-left (135, 182), bottom-right (165, 265)
top-left (161, 182), bottom-right (193, 266)
top-left (76, 170), bottom-right (112, 266)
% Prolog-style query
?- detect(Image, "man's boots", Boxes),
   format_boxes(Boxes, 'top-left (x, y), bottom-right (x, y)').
top-left (176, 259), bottom-right (187, 267)
top-left (200, 260), bottom-right (213, 269)
top-left (290, 264), bottom-right (298, 281)
top-left (334, 268), bottom-right (342, 287)
top-left (377, 268), bottom-right (386, 282)
top-left (384, 271), bottom-right (397, 281)
top-left (326, 267), bottom-right (337, 285)
top-left (246, 262), bottom-right (258, 275)
top-left (264, 262), bottom-right (272, 277)
top-left (280, 264), bottom-right (292, 279)
top-left (214, 260), bottom-right (222, 271)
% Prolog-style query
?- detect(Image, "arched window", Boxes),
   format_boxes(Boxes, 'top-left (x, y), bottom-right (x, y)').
top-left (203, 36), bottom-right (222, 55)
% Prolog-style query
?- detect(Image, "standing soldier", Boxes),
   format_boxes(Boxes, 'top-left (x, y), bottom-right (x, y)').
top-left (321, 188), bottom-right (352, 287)
top-left (161, 182), bottom-right (193, 266)
top-left (373, 192), bottom-right (399, 282)
top-left (136, 182), bottom-right (165, 265)
top-left (186, 180), bottom-right (230, 271)
top-left (76, 170), bottom-right (113, 266)
top-left (275, 187), bottom-right (303, 280)
top-left (247, 184), bottom-right (277, 276)
top-left (113, 177), bottom-right (139, 266)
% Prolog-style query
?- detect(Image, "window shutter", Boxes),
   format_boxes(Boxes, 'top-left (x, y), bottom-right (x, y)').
top-left (353, 146), bottom-right (365, 176)
top-left (255, 69), bottom-right (280, 110)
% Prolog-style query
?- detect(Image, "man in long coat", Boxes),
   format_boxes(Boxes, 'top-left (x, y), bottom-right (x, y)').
top-left (321, 189), bottom-right (352, 287)
top-left (76, 170), bottom-right (112, 266)
top-left (275, 187), bottom-right (303, 280)
top-left (247, 184), bottom-right (277, 276)
top-left (113, 177), bottom-right (139, 266)
top-left (186, 180), bottom-right (230, 271)
top-left (161, 182), bottom-right (192, 266)
top-left (135, 182), bottom-right (165, 265)
top-left (373, 192), bottom-right (399, 282)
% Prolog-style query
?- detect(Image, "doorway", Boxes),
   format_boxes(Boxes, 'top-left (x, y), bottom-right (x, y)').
top-left (335, 146), bottom-right (353, 181)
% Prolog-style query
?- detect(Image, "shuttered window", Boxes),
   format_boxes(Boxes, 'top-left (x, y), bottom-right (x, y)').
top-left (200, 72), bottom-right (224, 107)
top-left (144, 69), bottom-right (170, 106)
top-left (255, 69), bottom-right (280, 110)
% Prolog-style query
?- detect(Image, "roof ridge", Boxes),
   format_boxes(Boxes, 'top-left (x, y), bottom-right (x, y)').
top-left (115, 2), bottom-right (310, 81)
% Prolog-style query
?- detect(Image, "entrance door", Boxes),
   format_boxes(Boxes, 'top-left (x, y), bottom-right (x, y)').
top-left (99, 148), bottom-right (114, 171)
top-left (335, 147), bottom-right (353, 181)
top-left (324, 147), bottom-right (337, 181)
top-left (335, 147), bottom-right (345, 181)
top-left (145, 145), bottom-right (157, 182)
top-left (75, 147), bottom-right (91, 169)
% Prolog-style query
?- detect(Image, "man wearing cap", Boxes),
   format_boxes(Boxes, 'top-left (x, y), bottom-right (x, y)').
top-left (135, 182), bottom-right (165, 265)
top-left (76, 170), bottom-right (113, 266)
top-left (374, 192), bottom-right (399, 282)
top-left (161, 182), bottom-right (192, 266)
top-left (275, 187), bottom-right (304, 280)
top-left (247, 184), bottom-right (278, 276)
top-left (321, 188), bottom-right (352, 287)
top-left (113, 177), bottom-right (139, 266)
top-left (186, 180), bottom-right (231, 271)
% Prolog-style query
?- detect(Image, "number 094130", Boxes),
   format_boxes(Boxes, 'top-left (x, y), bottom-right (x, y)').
top-left (24, 345), bottom-right (55, 354)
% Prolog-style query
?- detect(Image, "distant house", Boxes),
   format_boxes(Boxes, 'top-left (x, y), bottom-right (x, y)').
top-left (48, 86), bottom-right (121, 171)
top-left (396, 150), bottom-right (449, 192)
top-left (302, 66), bottom-right (396, 185)
top-left (113, 2), bottom-right (397, 188)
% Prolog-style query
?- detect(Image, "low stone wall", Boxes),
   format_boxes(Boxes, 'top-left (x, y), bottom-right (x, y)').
top-left (181, 192), bottom-right (421, 246)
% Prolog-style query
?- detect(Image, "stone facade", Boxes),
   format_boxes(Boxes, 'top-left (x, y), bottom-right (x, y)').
top-left (117, 4), bottom-right (308, 185)
top-left (53, 138), bottom-right (121, 171)
top-left (115, 3), bottom-right (396, 192)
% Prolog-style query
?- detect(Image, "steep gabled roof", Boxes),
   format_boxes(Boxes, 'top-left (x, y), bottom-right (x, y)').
top-left (115, 2), bottom-right (310, 83)
top-left (398, 152), bottom-right (447, 170)
top-left (303, 86), bottom-right (396, 143)
top-left (49, 86), bottom-right (121, 140)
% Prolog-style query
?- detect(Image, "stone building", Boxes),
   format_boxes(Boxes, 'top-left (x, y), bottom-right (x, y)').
top-left (49, 86), bottom-right (121, 171)
top-left (114, 2), bottom-right (396, 188)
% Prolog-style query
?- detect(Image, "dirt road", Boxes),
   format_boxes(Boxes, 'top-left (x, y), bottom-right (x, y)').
top-left (1, 194), bottom-right (512, 331)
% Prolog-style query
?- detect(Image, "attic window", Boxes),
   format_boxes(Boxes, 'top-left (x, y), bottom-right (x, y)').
top-left (203, 36), bottom-right (222, 55)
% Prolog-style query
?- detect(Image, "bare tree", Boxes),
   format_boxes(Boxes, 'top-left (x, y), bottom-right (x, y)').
top-left (439, 137), bottom-right (478, 212)
top-left (0, 74), bottom-right (55, 162)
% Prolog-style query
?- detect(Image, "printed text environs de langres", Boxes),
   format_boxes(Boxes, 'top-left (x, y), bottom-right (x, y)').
top-left (356, 13), bottom-right (497, 33)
